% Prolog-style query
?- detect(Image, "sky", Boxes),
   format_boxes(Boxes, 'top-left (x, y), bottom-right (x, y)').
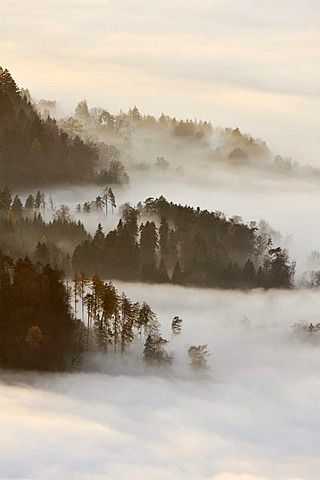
top-left (1, 0), bottom-right (319, 165)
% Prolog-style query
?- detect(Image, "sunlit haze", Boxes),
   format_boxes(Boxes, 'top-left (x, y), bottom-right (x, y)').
top-left (2, 0), bottom-right (319, 164)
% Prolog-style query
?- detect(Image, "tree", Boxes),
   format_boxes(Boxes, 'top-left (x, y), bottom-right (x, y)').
top-left (188, 345), bottom-right (210, 372)
top-left (159, 216), bottom-right (169, 257)
top-left (75, 100), bottom-right (90, 125)
top-left (0, 187), bottom-right (12, 212)
top-left (98, 110), bottom-right (115, 132)
top-left (91, 275), bottom-right (108, 351)
top-left (0, 67), bottom-right (19, 95)
top-left (95, 195), bottom-right (103, 212)
top-left (171, 316), bottom-right (182, 336)
top-left (267, 247), bottom-right (295, 288)
top-left (143, 334), bottom-right (172, 366)
top-left (34, 190), bottom-right (44, 209)
top-left (102, 188), bottom-right (109, 217)
top-left (34, 241), bottom-right (50, 266)
top-left (60, 116), bottom-right (83, 137)
top-left (11, 195), bottom-right (23, 218)
top-left (107, 187), bottom-right (116, 214)
top-left (25, 325), bottom-right (43, 348)
top-left (140, 221), bottom-right (158, 264)
top-left (119, 293), bottom-right (135, 353)
top-left (93, 223), bottom-right (105, 247)
top-left (136, 302), bottom-right (157, 341)
top-left (24, 194), bottom-right (34, 211)
top-left (128, 106), bottom-right (142, 123)
top-left (109, 160), bottom-right (130, 185)
top-left (54, 205), bottom-right (71, 223)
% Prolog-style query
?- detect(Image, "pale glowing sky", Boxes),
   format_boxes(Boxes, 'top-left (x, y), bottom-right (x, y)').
top-left (1, 0), bottom-right (319, 164)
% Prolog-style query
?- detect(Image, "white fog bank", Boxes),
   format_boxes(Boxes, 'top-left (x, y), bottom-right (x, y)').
top-left (1, 285), bottom-right (320, 480)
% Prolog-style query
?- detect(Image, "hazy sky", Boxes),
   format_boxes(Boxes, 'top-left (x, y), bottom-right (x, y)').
top-left (1, 0), bottom-right (319, 164)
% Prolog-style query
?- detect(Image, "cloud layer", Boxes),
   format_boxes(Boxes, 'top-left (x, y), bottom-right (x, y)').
top-left (1, 285), bottom-right (320, 479)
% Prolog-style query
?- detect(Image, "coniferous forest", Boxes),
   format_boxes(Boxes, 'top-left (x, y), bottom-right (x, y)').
top-left (0, 66), bottom-right (316, 375)
top-left (0, 67), bottom-right (129, 187)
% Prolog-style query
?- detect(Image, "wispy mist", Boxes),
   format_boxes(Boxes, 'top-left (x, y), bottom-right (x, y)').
top-left (25, 166), bottom-right (320, 279)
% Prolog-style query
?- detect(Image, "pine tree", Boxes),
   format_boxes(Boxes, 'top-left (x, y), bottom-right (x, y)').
top-left (107, 188), bottom-right (116, 214)
top-left (24, 194), bottom-right (35, 212)
top-left (171, 316), bottom-right (182, 336)
top-left (119, 293), bottom-right (135, 353)
top-left (143, 335), bottom-right (172, 365)
top-left (188, 345), bottom-right (210, 372)
top-left (11, 195), bottom-right (23, 218)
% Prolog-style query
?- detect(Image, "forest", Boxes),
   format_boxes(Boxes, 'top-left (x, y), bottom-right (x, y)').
top-left (2, 66), bottom-right (319, 193)
top-left (73, 196), bottom-right (295, 289)
top-left (0, 251), bottom-right (210, 373)
top-left (0, 66), bottom-right (314, 375)
top-left (0, 67), bottom-right (129, 187)
top-left (0, 186), bottom-right (295, 290)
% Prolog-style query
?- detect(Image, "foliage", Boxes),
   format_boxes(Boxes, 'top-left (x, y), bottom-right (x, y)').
top-left (0, 67), bottom-right (130, 188)
top-left (188, 345), bottom-right (210, 372)
top-left (72, 196), bottom-right (295, 289)
top-left (0, 253), bottom-right (80, 371)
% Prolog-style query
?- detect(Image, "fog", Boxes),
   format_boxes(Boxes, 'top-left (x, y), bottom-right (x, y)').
top-left (2, 284), bottom-right (320, 479)
top-left (31, 162), bottom-right (320, 280)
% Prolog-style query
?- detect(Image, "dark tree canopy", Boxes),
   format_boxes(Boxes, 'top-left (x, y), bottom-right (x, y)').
top-left (0, 253), bottom-right (79, 371)
top-left (72, 196), bottom-right (295, 289)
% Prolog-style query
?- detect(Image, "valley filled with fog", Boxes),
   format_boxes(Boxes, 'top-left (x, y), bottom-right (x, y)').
top-left (1, 33), bottom-right (319, 478)
top-left (2, 285), bottom-right (320, 480)
top-left (5, 171), bottom-right (319, 479)
top-left (4, 112), bottom-right (319, 479)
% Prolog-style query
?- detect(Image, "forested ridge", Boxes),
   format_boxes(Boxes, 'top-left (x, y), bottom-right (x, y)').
top-left (0, 67), bottom-right (129, 187)
top-left (73, 196), bottom-right (295, 289)
top-left (0, 186), bottom-right (295, 289)
top-left (0, 252), bottom-right (192, 372)
top-left (1, 66), bottom-right (317, 190)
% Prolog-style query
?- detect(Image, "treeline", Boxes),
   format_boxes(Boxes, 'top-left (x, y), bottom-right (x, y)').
top-left (60, 100), bottom-right (320, 180)
top-left (0, 187), bottom-right (89, 272)
top-left (0, 187), bottom-right (296, 289)
top-left (0, 67), bottom-right (129, 187)
top-left (72, 271), bottom-right (174, 364)
top-left (1, 252), bottom-right (209, 373)
top-left (73, 196), bottom-right (295, 289)
top-left (61, 100), bottom-right (270, 171)
top-left (61, 102), bottom-right (214, 143)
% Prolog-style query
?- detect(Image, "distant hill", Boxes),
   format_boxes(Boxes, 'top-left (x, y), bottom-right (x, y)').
top-left (2, 68), bottom-right (316, 189)
top-left (58, 99), bottom-right (319, 182)
top-left (0, 68), bottom-right (129, 188)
